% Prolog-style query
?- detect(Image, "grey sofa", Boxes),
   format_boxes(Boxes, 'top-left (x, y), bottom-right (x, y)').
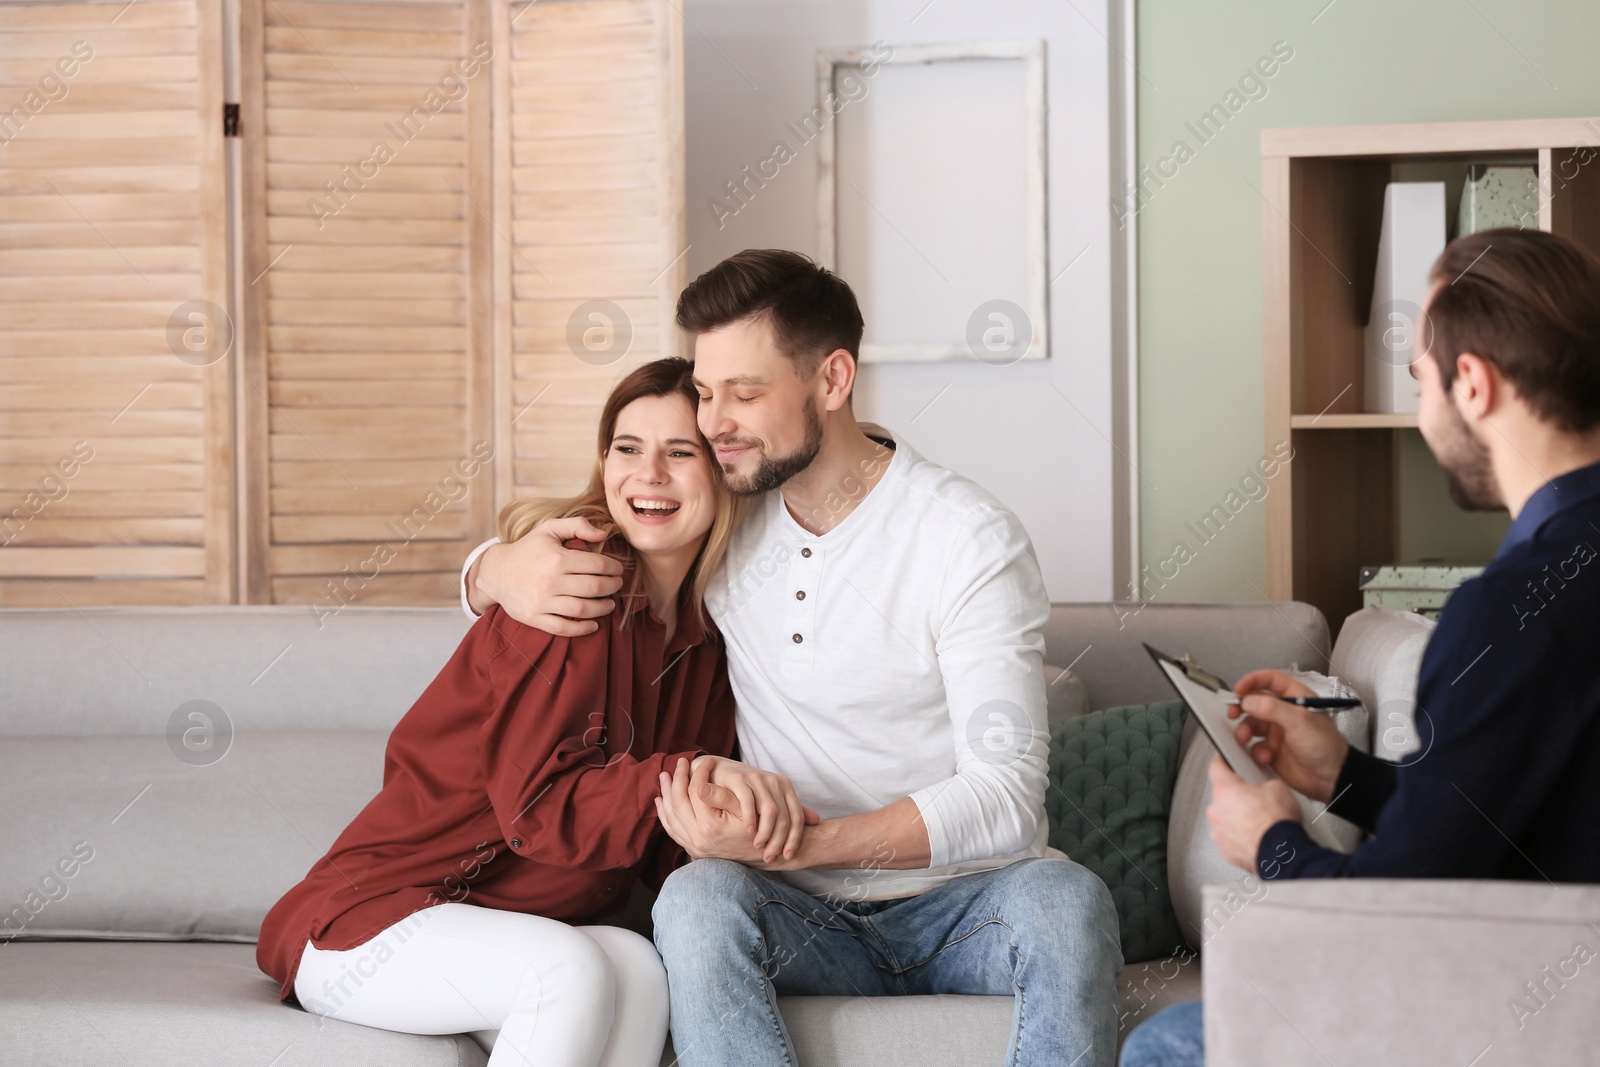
top-left (0, 597), bottom-right (1517, 1066)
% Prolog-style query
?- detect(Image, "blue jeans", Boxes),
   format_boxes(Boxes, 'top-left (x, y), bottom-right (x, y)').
top-left (1118, 1000), bottom-right (1203, 1067)
top-left (652, 856), bottom-right (1123, 1067)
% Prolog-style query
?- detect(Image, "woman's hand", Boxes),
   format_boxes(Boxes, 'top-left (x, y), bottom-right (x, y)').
top-left (692, 755), bottom-right (820, 864)
top-left (655, 759), bottom-right (758, 865)
top-left (1228, 669), bottom-right (1350, 803)
top-left (654, 756), bottom-right (819, 866)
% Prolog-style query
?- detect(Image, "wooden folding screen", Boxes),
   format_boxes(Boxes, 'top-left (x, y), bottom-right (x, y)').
top-left (238, 0), bottom-right (496, 609)
top-left (239, 0), bottom-right (685, 608)
top-left (489, 0), bottom-right (686, 514)
top-left (0, 0), bottom-right (231, 606)
top-left (0, 0), bottom-right (684, 608)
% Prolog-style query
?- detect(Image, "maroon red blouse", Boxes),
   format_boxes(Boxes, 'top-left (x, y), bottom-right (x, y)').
top-left (257, 590), bottom-right (737, 1002)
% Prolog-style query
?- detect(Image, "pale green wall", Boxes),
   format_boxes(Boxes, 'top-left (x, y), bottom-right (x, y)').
top-left (1135, 0), bottom-right (1600, 602)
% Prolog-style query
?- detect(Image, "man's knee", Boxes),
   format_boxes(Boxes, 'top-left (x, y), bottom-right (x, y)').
top-left (996, 858), bottom-right (1120, 949)
top-left (652, 859), bottom-right (762, 947)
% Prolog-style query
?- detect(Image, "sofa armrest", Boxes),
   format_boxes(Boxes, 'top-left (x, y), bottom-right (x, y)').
top-left (1203, 880), bottom-right (1600, 1065)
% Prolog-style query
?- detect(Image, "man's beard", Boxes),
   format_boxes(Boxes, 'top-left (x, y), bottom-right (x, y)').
top-left (717, 400), bottom-right (824, 496)
top-left (1435, 397), bottom-right (1502, 511)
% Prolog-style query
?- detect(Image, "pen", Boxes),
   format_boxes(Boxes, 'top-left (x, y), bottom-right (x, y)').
top-left (1223, 695), bottom-right (1362, 711)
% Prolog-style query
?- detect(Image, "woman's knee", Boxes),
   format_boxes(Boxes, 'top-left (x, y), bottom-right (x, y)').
top-left (580, 925), bottom-right (668, 1009)
top-left (460, 909), bottom-right (617, 1016)
top-left (582, 926), bottom-right (666, 985)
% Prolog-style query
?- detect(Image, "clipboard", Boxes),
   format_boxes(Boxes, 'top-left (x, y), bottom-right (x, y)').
top-left (1145, 643), bottom-right (1351, 853)
top-left (1144, 643), bottom-right (1272, 785)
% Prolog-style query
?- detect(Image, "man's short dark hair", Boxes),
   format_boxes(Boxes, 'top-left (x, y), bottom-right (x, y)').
top-left (676, 249), bottom-right (865, 377)
top-left (1426, 228), bottom-right (1600, 433)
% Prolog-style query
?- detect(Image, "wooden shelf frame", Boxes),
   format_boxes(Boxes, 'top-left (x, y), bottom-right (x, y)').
top-left (1290, 413), bottom-right (1417, 429)
top-left (1261, 116), bottom-right (1600, 627)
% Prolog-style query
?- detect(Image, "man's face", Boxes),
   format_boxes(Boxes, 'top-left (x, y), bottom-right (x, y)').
top-left (691, 315), bottom-right (824, 496)
top-left (1415, 291), bottom-right (1503, 511)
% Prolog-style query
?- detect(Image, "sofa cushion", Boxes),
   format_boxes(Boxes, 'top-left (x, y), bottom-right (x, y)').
top-left (1, 732), bottom-right (386, 941)
top-left (0, 942), bottom-right (1190, 1067)
top-left (1042, 602), bottom-right (1330, 710)
top-left (691, 964), bottom-right (1197, 1067)
top-left (0, 606), bottom-right (472, 737)
top-left (0, 942), bottom-right (486, 1066)
top-left (1330, 606), bottom-right (1436, 760)
top-left (1045, 701), bottom-right (1187, 963)
top-left (1042, 664), bottom-right (1090, 722)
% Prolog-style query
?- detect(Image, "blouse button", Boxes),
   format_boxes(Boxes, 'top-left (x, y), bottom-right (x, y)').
top-left (795, 590), bottom-right (806, 600)
top-left (510, 838), bottom-right (523, 850)
top-left (792, 633), bottom-right (803, 644)
top-left (801, 547), bottom-right (812, 558)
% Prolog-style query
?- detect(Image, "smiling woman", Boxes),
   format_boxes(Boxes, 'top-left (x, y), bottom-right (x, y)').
top-left (257, 356), bottom-right (758, 1067)
top-left (497, 357), bottom-right (749, 628)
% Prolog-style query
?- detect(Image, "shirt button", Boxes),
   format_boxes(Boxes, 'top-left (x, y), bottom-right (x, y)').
top-left (510, 838), bottom-right (523, 849)
top-left (795, 590), bottom-right (806, 600)
top-left (792, 633), bottom-right (803, 644)
top-left (801, 547), bottom-right (812, 558)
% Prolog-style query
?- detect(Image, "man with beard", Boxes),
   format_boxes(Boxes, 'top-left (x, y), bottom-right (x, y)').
top-left (460, 250), bottom-right (1122, 1067)
top-left (1119, 227), bottom-right (1600, 1066)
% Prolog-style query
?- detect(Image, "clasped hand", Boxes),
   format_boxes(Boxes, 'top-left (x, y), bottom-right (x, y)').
top-left (1205, 668), bottom-right (1351, 871)
top-left (653, 755), bottom-right (820, 868)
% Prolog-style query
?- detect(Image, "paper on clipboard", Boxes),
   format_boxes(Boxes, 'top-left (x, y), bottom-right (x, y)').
top-left (1146, 644), bottom-right (1271, 785)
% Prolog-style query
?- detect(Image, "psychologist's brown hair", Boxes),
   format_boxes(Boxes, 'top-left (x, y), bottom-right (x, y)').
top-left (1425, 228), bottom-right (1600, 433)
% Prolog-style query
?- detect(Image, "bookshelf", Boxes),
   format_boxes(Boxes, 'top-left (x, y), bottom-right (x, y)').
top-left (1260, 117), bottom-right (1600, 628)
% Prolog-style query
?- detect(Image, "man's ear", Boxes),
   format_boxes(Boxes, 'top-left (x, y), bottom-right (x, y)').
top-left (818, 348), bottom-right (856, 412)
top-left (1453, 351), bottom-right (1500, 420)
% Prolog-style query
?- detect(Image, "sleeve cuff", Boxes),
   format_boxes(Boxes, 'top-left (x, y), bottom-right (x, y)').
top-left (1328, 748), bottom-right (1398, 833)
top-left (1257, 819), bottom-right (1316, 880)
top-left (460, 537), bottom-right (501, 619)
top-left (905, 782), bottom-right (954, 870)
top-left (647, 750), bottom-right (708, 804)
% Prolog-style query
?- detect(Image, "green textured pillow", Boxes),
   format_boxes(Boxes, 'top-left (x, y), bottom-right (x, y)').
top-left (1045, 701), bottom-right (1187, 963)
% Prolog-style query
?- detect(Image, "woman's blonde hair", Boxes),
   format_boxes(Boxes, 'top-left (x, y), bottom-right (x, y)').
top-left (495, 357), bottom-right (745, 628)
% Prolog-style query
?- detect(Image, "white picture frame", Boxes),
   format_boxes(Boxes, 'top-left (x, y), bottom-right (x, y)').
top-left (816, 39), bottom-right (1050, 363)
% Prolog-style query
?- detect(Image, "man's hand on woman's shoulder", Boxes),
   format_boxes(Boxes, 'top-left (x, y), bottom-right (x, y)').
top-left (471, 517), bottom-right (625, 635)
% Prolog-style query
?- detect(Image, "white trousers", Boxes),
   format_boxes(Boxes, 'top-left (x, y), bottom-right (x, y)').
top-left (293, 902), bottom-right (667, 1067)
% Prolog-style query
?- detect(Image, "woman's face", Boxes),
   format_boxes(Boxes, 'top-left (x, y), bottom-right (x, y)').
top-left (603, 393), bottom-right (718, 556)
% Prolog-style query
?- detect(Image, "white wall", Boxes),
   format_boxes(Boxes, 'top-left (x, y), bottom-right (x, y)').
top-left (683, 0), bottom-right (1123, 600)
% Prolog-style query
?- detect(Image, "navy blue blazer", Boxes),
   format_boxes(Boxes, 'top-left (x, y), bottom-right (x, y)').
top-left (1260, 458), bottom-right (1600, 883)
